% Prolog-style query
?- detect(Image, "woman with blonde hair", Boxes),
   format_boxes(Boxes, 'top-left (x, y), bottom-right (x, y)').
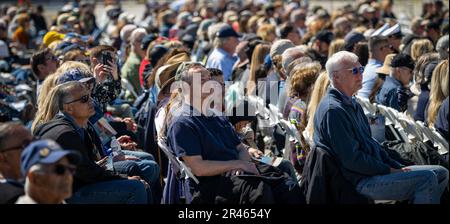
top-left (246, 43), bottom-right (271, 96)
top-left (328, 39), bottom-right (345, 58)
top-left (427, 60), bottom-right (449, 126)
top-left (284, 62), bottom-right (321, 175)
top-left (305, 71), bottom-right (330, 144)
top-left (411, 39), bottom-right (435, 61)
top-left (34, 62), bottom-right (93, 131)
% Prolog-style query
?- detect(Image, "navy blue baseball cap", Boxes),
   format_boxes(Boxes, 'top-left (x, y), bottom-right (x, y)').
top-left (57, 68), bottom-right (95, 85)
top-left (216, 25), bottom-right (242, 38)
top-left (21, 139), bottom-right (80, 176)
top-left (344, 31), bottom-right (366, 51)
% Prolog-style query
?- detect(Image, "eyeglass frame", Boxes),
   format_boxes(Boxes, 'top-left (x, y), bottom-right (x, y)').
top-left (333, 66), bottom-right (365, 76)
top-left (63, 94), bottom-right (91, 104)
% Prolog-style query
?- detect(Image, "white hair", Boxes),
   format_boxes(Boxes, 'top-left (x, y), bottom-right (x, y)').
top-left (130, 28), bottom-right (147, 44)
top-left (325, 51), bottom-right (359, 84)
top-left (281, 45), bottom-right (308, 71)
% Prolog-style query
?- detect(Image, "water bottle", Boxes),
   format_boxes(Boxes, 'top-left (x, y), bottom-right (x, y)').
top-left (110, 136), bottom-right (124, 157)
top-left (105, 148), bottom-right (114, 171)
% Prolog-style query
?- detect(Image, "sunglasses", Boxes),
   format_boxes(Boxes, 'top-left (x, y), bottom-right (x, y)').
top-left (342, 66), bottom-right (364, 75)
top-left (64, 94), bottom-right (91, 104)
top-left (53, 164), bottom-right (77, 176)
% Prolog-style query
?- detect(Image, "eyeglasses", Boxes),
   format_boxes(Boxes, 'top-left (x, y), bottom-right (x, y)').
top-left (341, 66), bottom-right (364, 75)
top-left (0, 137), bottom-right (37, 153)
top-left (64, 94), bottom-right (91, 104)
top-left (53, 164), bottom-right (77, 176)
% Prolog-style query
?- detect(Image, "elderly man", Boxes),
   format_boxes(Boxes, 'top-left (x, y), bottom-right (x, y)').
top-left (314, 51), bottom-right (448, 204)
top-left (206, 25), bottom-right (240, 81)
top-left (16, 140), bottom-right (80, 204)
top-left (0, 122), bottom-right (33, 204)
top-left (121, 28), bottom-right (147, 98)
top-left (167, 63), bottom-right (303, 204)
top-left (357, 35), bottom-right (392, 99)
top-left (375, 53), bottom-right (415, 112)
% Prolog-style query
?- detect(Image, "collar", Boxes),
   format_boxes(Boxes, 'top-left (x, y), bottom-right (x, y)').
top-left (60, 111), bottom-right (86, 131)
top-left (387, 75), bottom-right (402, 87)
top-left (368, 58), bottom-right (383, 65)
top-left (217, 47), bottom-right (237, 59)
top-left (330, 87), bottom-right (358, 109)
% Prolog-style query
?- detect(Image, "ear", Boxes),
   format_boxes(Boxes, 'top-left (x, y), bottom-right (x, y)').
top-left (62, 103), bottom-right (73, 114)
top-left (37, 64), bottom-right (46, 73)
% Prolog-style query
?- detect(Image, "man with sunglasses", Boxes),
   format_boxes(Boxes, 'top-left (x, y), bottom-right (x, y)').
top-left (375, 53), bottom-right (415, 112)
top-left (16, 139), bottom-right (80, 204)
top-left (314, 51), bottom-right (448, 204)
top-left (0, 122), bottom-right (33, 204)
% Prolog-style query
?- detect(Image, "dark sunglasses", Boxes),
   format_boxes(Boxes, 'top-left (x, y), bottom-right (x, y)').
top-left (53, 164), bottom-right (77, 176)
top-left (64, 94), bottom-right (91, 104)
top-left (0, 137), bottom-right (38, 153)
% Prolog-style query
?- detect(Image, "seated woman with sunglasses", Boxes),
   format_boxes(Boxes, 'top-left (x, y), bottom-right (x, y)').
top-left (34, 81), bottom-right (152, 204)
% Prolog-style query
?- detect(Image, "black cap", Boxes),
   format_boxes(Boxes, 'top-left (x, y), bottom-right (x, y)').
top-left (150, 45), bottom-right (169, 67)
top-left (391, 53), bottom-right (415, 70)
top-left (316, 30), bottom-right (334, 45)
top-left (216, 25), bottom-right (242, 38)
top-left (344, 31), bottom-right (366, 51)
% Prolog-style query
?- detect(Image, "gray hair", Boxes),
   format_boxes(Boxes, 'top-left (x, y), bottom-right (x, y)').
top-left (130, 28), bottom-right (147, 44)
top-left (282, 45), bottom-right (308, 71)
top-left (213, 37), bottom-right (229, 49)
top-left (436, 35), bottom-right (449, 60)
top-left (333, 17), bottom-right (349, 30)
top-left (207, 22), bottom-right (227, 44)
top-left (325, 51), bottom-right (359, 84)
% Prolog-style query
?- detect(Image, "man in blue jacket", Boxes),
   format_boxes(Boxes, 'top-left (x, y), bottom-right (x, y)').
top-left (375, 53), bottom-right (415, 112)
top-left (314, 51), bottom-right (448, 203)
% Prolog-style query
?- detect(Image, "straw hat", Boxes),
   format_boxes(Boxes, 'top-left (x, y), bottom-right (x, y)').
top-left (376, 53), bottom-right (396, 75)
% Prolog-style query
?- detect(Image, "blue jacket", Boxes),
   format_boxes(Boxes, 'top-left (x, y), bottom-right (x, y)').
top-left (375, 76), bottom-right (411, 112)
top-left (313, 88), bottom-right (403, 186)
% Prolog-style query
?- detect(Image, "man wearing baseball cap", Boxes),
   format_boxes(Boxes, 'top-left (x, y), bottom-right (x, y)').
top-left (206, 25), bottom-right (241, 81)
top-left (375, 53), bottom-right (415, 112)
top-left (16, 139), bottom-right (80, 204)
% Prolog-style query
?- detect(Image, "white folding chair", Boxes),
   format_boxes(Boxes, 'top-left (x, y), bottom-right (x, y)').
top-left (157, 137), bottom-right (199, 184)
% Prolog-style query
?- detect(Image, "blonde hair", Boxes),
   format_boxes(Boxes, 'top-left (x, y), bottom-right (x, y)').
top-left (427, 60), bottom-right (449, 126)
top-left (306, 71), bottom-right (330, 140)
top-left (257, 24), bottom-right (276, 42)
top-left (411, 39), bottom-right (435, 61)
top-left (36, 61), bottom-right (91, 110)
top-left (328, 39), bottom-right (345, 58)
top-left (247, 16), bottom-right (260, 33)
top-left (247, 44), bottom-right (270, 95)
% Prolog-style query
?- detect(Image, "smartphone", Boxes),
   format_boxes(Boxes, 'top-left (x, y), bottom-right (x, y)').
top-left (101, 51), bottom-right (112, 66)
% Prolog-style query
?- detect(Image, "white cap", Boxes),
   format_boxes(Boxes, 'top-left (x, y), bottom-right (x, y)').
top-left (381, 23), bottom-right (402, 37)
top-left (358, 4), bottom-right (376, 14)
top-left (371, 23), bottom-right (390, 37)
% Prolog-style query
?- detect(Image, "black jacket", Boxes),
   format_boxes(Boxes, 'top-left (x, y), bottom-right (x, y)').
top-left (0, 181), bottom-right (24, 204)
top-left (34, 115), bottom-right (125, 191)
top-left (300, 147), bottom-right (373, 204)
